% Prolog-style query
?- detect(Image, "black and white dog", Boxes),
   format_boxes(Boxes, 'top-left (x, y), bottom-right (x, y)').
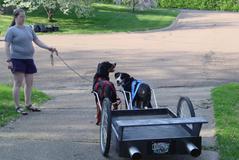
top-left (114, 72), bottom-right (152, 109)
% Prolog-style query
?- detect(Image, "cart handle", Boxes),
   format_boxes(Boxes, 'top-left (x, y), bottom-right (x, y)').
top-left (151, 89), bottom-right (159, 108)
top-left (117, 89), bottom-right (159, 109)
top-left (92, 91), bottom-right (102, 111)
top-left (117, 90), bottom-right (133, 110)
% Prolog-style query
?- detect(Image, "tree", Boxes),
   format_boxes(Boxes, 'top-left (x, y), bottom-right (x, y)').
top-left (3, 0), bottom-right (93, 21)
top-left (122, 0), bottom-right (138, 12)
top-left (122, 0), bottom-right (157, 12)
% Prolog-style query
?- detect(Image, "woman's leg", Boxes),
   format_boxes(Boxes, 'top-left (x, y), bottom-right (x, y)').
top-left (24, 74), bottom-right (33, 106)
top-left (13, 72), bottom-right (24, 108)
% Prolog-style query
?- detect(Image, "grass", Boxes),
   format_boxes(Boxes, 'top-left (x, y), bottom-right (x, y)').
top-left (211, 83), bottom-right (239, 160)
top-left (0, 3), bottom-right (179, 35)
top-left (0, 83), bottom-right (50, 126)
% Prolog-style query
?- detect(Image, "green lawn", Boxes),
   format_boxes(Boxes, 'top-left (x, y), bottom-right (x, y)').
top-left (0, 84), bottom-right (50, 126)
top-left (0, 3), bottom-right (179, 35)
top-left (211, 83), bottom-right (239, 160)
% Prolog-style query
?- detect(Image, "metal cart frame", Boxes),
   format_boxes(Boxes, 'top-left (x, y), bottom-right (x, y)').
top-left (92, 89), bottom-right (208, 160)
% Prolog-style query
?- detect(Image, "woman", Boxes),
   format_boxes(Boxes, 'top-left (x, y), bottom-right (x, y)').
top-left (5, 8), bottom-right (57, 115)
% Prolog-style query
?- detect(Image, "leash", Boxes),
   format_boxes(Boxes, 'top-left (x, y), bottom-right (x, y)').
top-left (0, 39), bottom-right (92, 84)
top-left (50, 51), bottom-right (92, 83)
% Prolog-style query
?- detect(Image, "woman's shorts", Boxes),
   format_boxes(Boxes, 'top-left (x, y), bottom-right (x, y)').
top-left (11, 59), bottom-right (37, 74)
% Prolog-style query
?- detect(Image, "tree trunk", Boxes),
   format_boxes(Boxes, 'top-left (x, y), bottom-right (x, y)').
top-left (43, 6), bottom-right (54, 22)
top-left (132, 0), bottom-right (138, 12)
top-left (47, 10), bottom-right (53, 22)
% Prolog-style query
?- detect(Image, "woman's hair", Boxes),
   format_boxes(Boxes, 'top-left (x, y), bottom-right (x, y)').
top-left (10, 8), bottom-right (25, 27)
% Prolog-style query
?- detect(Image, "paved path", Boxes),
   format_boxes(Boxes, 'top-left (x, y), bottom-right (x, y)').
top-left (1, 9), bottom-right (239, 160)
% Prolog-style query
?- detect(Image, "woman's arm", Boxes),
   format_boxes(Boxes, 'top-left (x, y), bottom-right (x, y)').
top-left (33, 38), bottom-right (57, 53)
top-left (5, 42), bottom-right (11, 61)
top-left (5, 42), bottom-right (13, 69)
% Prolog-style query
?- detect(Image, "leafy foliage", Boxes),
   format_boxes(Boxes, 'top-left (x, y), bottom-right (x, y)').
top-left (98, 0), bottom-right (113, 3)
top-left (3, 0), bottom-right (94, 21)
top-left (122, 0), bottom-right (157, 12)
top-left (158, 0), bottom-right (239, 11)
top-left (0, 0), bottom-right (4, 6)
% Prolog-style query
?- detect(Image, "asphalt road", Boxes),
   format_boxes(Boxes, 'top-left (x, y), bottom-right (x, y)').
top-left (1, 9), bottom-right (239, 160)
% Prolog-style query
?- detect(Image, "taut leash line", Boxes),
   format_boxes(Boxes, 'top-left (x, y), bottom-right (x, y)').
top-left (51, 51), bottom-right (92, 83)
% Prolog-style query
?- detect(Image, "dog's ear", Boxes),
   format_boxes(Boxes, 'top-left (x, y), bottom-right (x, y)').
top-left (121, 73), bottom-right (130, 79)
top-left (115, 72), bottom-right (120, 78)
top-left (108, 62), bottom-right (116, 72)
top-left (98, 62), bottom-right (109, 74)
top-left (96, 63), bottom-right (102, 73)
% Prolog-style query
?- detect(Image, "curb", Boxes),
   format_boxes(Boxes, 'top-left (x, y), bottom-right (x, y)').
top-left (131, 10), bottom-right (182, 34)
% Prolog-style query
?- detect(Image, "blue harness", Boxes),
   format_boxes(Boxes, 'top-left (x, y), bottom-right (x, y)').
top-left (131, 80), bottom-right (142, 102)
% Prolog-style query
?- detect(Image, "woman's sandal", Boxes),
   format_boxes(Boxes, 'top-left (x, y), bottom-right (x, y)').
top-left (26, 104), bottom-right (41, 112)
top-left (16, 107), bottom-right (28, 115)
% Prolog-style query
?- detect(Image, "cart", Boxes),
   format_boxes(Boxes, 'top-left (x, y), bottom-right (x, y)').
top-left (93, 89), bottom-right (208, 160)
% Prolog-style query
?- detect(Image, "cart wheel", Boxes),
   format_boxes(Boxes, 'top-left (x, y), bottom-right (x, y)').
top-left (177, 97), bottom-right (195, 129)
top-left (100, 98), bottom-right (112, 157)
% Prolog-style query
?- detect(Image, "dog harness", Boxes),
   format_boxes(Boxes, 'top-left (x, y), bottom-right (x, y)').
top-left (131, 80), bottom-right (142, 102)
top-left (94, 80), bottom-right (117, 103)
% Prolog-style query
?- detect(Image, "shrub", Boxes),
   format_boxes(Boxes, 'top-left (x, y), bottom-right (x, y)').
top-left (158, 0), bottom-right (239, 11)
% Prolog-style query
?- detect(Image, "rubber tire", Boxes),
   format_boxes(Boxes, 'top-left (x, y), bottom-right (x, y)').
top-left (177, 96), bottom-right (195, 118)
top-left (100, 98), bottom-right (112, 157)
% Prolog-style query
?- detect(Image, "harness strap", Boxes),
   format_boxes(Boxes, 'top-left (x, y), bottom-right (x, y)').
top-left (131, 80), bottom-right (142, 102)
